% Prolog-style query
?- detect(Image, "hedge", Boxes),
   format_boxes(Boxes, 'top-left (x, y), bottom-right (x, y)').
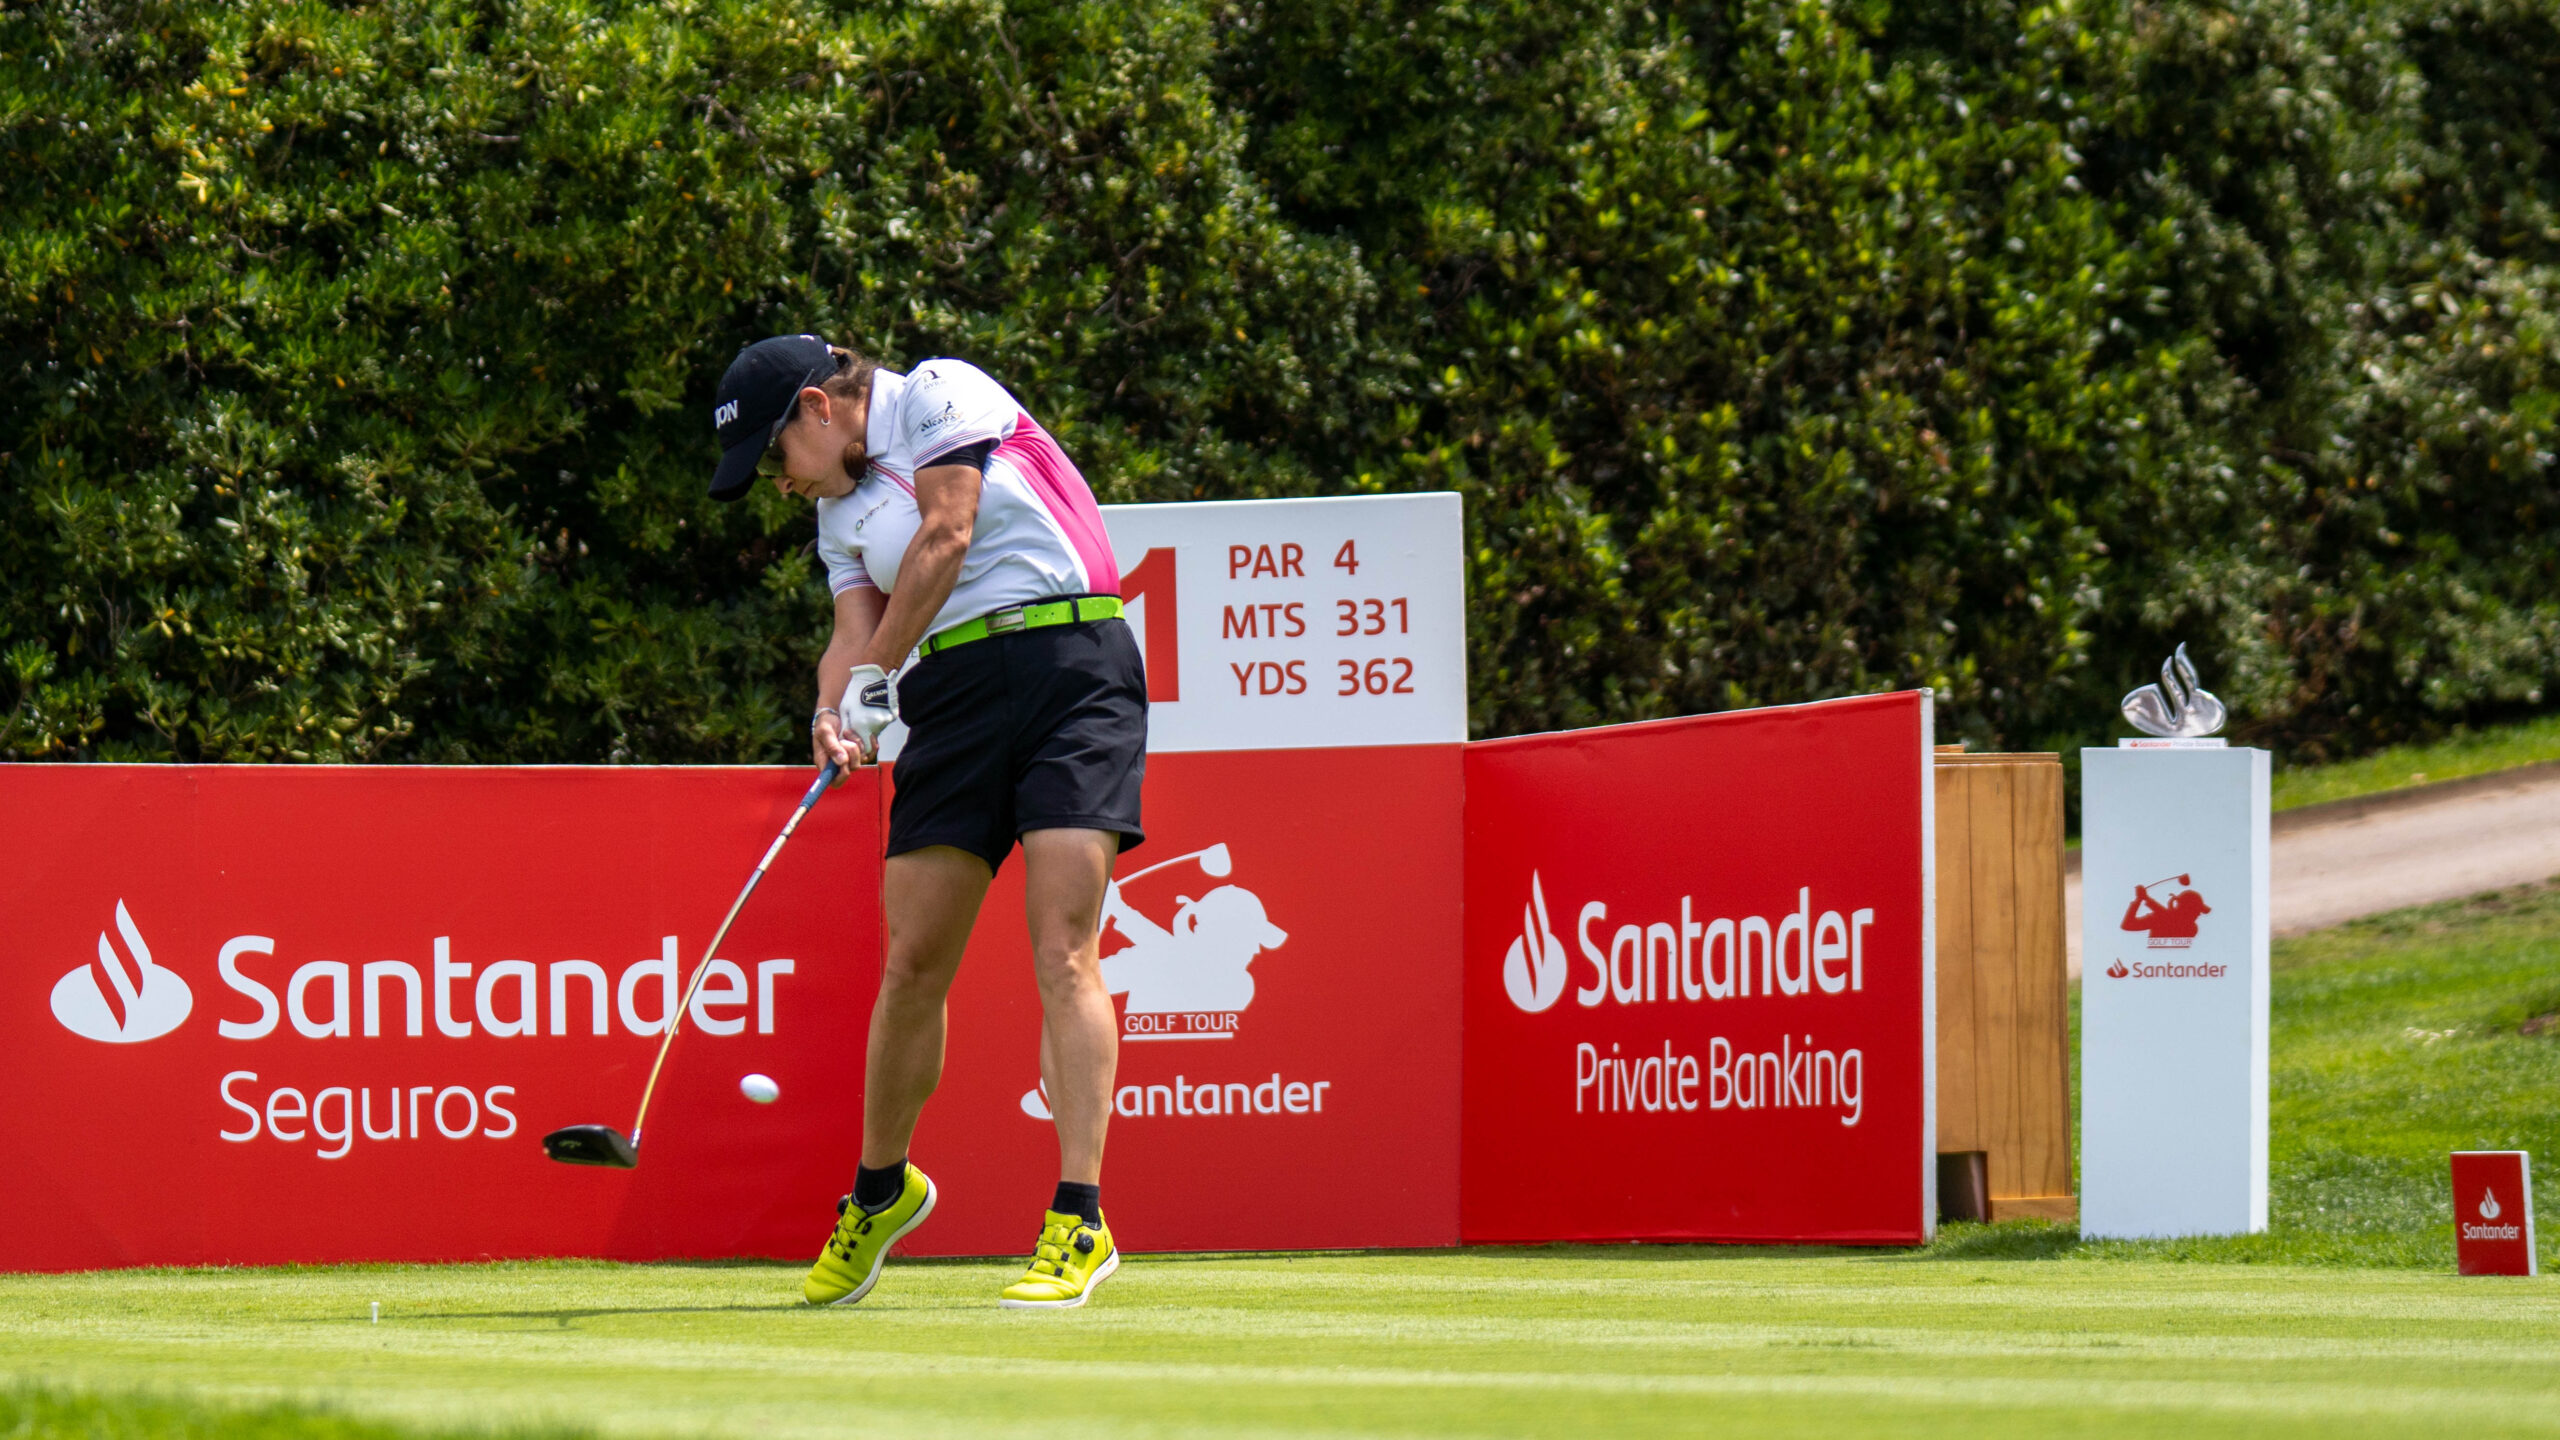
top-left (3, 0), bottom-right (2555, 763)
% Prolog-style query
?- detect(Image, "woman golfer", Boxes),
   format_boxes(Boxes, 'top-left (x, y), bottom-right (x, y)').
top-left (707, 334), bottom-right (1143, 1308)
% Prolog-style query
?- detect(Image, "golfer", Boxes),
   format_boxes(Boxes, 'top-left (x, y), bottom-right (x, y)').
top-left (707, 335), bottom-right (1144, 1309)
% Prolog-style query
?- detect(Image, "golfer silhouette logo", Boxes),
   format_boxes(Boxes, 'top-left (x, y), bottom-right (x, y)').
top-left (1503, 872), bottom-right (1568, 1013)
top-left (50, 900), bottom-right (192, 1043)
top-left (1098, 843), bottom-right (1288, 1014)
top-left (2120, 874), bottom-right (2210, 949)
top-left (1020, 842), bottom-right (1288, 1120)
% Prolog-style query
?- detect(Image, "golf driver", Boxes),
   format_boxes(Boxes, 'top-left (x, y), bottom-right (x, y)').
top-left (543, 759), bottom-right (841, 1169)
top-left (1113, 842), bottom-right (1231, 888)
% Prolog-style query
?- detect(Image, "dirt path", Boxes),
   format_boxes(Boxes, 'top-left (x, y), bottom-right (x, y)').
top-left (2065, 761), bottom-right (2560, 976)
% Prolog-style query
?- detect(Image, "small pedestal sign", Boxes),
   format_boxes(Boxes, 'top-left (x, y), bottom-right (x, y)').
top-left (2451, 1151), bottom-right (2538, 1276)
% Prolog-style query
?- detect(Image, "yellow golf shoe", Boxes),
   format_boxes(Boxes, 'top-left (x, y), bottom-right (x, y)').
top-left (998, 1209), bottom-right (1119, 1308)
top-left (803, 1163), bottom-right (936, 1305)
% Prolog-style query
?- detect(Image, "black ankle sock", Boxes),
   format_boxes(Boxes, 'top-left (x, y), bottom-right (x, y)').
top-left (1052, 1181), bottom-right (1102, 1226)
top-left (853, 1159), bottom-right (907, 1212)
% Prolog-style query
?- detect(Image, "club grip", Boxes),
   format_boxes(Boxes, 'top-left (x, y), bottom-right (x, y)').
top-left (801, 760), bottom-right (840, 809)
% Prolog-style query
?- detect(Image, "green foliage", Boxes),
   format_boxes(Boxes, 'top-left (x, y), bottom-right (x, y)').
top-left (3, 0), bottom-right (2557, 760)
top-left (2077, 0), bottom-right (2560, 759)
top-left (1223, 0), bottom-right (2135, 741)
top-left (1, 0), bottom-right (1372, 760)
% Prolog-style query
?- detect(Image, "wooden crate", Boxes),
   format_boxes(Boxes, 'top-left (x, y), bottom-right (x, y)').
top-left (1935, 750), bottom-right (2076, 1222)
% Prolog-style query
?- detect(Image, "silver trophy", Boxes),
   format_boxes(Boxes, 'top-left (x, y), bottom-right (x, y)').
top-left (2121, 643), bottom-right (2227, 738)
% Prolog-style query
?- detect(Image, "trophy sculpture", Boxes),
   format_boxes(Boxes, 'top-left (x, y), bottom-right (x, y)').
top-left (2120, 643), bottom-right (2226, 739)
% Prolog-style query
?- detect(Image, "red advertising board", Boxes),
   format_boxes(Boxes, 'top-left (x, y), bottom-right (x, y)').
top-left (1459, 692), bottom-right (1937, 1245)
top-left (1, 765), bottom-right (887, 1270)
top-left (0, 748), bottom-right (1463, 1270)
top-left (894, 745), bottom-right (1465, 1256)
top-left (4, 694), bottom-right (1937, 1270)
top-left (2451, 1151), bottom-right (2538, 1276)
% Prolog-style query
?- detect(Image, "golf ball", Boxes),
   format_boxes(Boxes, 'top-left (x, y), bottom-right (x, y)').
top-left (739, 1073), bottom-right (780, 1105)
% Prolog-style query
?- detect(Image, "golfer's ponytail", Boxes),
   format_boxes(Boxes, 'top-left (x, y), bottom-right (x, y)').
top-left (819, 345), bottom-right (878, 405)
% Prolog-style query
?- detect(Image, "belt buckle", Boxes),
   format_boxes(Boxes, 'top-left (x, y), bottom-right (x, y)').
top-left (985, 607), bottom-right (1028, 635)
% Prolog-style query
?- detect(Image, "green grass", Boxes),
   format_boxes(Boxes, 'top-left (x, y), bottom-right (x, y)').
top-left (4, 1252), bottom-right (2558, 1440)
top-left (0, 1386), bottom-right (545, 1440)
top-left (6, 886), bottom-right (2560, 1439)
top-left (2271, 713), bottom-right (2560, 811)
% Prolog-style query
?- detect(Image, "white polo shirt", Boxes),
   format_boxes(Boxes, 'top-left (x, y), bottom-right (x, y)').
top-left (814, 361), bottom-right (1121, 637)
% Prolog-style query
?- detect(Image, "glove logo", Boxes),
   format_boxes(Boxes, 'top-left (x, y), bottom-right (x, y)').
top-left (1503, 872), bottom-right (1568, 1014)
top-left (51, 900), bottom-right (193, 1043)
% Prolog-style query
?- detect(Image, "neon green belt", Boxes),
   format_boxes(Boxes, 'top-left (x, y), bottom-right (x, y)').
top-left (920, 595), bottom-right (1123, 658)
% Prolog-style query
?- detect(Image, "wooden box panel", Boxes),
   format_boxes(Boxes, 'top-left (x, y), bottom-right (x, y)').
top-left (1935, 752), bottom-right (2074, 1215)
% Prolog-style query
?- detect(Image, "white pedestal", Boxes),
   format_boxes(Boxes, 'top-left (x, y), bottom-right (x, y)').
top-left (2079, 746), bottom-right (2271, 1238)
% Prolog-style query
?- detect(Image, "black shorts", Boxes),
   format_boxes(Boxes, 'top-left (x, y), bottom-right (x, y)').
top-left (887, 609), bottom-right (1147, 870)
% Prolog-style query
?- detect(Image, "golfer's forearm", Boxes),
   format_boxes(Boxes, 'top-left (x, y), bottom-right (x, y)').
top-left (816, 632), bottom-right (865, 712)
top-left (863, 531), bottom-right (968, 672)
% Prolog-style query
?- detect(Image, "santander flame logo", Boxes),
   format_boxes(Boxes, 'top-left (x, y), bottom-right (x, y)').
top-left (2105, 959), bottom-right (2131, 979)
top-left (50, 900), bottom-right (193, 1043)
top-left (1503, 873), bottom-right (1568, 1014)
top-left (2481, 1189), bottom-right (2503, 1221)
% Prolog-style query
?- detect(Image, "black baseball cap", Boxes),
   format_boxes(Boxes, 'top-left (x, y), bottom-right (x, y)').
top-left (707, 334), bottom-right (838, 501)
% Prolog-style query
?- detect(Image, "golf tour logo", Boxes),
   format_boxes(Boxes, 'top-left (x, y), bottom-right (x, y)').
top-left (2465, 1186), bottom-right (2521, 1241)
top-left (2105, 872), bottom-right (2229, 979)
top-left (1503, 872), bottom-right (1568, 1013)
top-left (2120, 873), bottom-right (2210, 948)
top-left (1098, 842), bottom-right (1286, 1030)
top-left (1024, 841), bottom-right (1329, 1123)
top-left (51, 901), bottom-right (193, 1043)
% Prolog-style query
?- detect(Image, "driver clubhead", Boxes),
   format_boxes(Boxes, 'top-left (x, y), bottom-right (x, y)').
top-left (543, 1124), bottom-right (639, 1168)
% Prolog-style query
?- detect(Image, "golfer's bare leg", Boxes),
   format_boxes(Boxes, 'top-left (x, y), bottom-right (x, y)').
top-left (1022, 827), bottom-right (1120, 1185)
top-left (861, 845), bottom-right (994, 1169)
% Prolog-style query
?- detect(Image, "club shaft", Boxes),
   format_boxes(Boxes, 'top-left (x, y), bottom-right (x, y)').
top-left (628, 764), bottom-right (838, 1144)
top-left (1113, 845), bottom-right (1218, 887)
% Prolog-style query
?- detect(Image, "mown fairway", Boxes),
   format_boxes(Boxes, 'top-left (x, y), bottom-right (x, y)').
top-left (2, 1250), bottom-right (2557, 1440)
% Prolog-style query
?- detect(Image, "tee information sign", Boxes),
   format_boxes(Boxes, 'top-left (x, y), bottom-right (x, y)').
top-left (1105, 492), bottom-right (1467, 753)
top-left (876, 491), bottom-right (1465, 760)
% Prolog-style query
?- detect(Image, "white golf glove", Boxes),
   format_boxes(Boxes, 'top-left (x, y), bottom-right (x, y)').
top-left (839, 664), bottom-right (898, 764)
